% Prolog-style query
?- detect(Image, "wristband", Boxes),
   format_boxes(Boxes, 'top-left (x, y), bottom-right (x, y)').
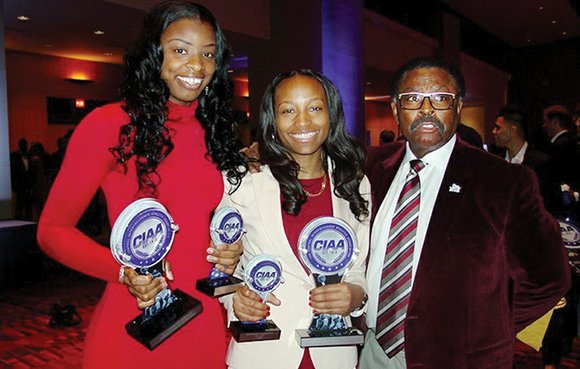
top-left (118, 265), bottom-right (126, 284)
top-left (353, 292), bottom-right (368, 313)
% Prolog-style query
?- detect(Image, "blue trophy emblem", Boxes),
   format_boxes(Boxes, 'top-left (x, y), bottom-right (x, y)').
top-left (229, 255), bottom-right (283, 342)
top-left (196, 206), bottom-right (245, 297)
top-left (295, 216), bottom-right (364, 347)
top-left (111, 198), bottom-right (202, 350)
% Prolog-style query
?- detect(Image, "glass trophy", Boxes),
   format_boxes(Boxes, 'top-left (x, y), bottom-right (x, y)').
top-left (557, 217), bottom-right (580, 275)
top-left (196, 206), bottom-right (245, 297)
top-left (295, 216), bottom-right (364, 347)
top-left (229, 254), bottom-right (283, 342)
top-left (111, 198), bottom-right (202, 350)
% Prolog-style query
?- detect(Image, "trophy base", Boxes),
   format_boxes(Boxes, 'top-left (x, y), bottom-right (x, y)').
top-left (196, 275), bottom-right (244, 297)
top-left (229, 320), bottom-right (281, 342)
top-left (125, 289), bottom-right (202, 350)
top-left (295, 328), bottom-right (364, 348)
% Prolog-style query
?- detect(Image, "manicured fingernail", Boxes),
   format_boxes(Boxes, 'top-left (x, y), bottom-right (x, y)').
top-left (207, 248), bottom-right (214, 255)
top-left (308, 302), bottom-right (312, 307)
top-left (207, 256), bottom-right (216, 263)
top-left (266, 311), bottom-right (270, 316)
top-left (313, 309), bottom-right (317, 314)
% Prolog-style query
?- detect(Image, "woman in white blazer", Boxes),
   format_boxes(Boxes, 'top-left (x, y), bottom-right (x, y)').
top-left (219, 70), bottom-right (371, 369)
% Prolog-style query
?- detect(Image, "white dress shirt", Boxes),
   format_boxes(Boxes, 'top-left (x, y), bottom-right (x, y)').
top-left (550, 130), bottom-right (568, 143)
top-left (505, 141), bottom-right (528, 164)
top-left (364, 135), bottom-right (456, 368)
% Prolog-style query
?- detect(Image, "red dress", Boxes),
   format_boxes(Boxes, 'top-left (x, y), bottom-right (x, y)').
top-left (38, 101), bottom-right (227, 369)
top-left (281, 176), bottom-right (331, 369)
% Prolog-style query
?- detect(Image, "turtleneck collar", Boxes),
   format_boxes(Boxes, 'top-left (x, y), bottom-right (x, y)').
top-left (166, 99), bottom-right (199, 122)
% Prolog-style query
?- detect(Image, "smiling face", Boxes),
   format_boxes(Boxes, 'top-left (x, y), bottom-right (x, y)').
top-left (160, 18), bottom-right (216, 106)
top-left (392, 67), bottom-right (462, 158)
top-left (274, 75), bottom-right (330, 166)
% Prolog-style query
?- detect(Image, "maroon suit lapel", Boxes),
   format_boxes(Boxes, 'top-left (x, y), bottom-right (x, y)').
top-left (410, 138), bottom-right (473, 305)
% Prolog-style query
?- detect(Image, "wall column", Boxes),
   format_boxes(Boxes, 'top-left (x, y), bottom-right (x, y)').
top-left (322, 0), bottom-right (365, 142)
top-left (0, 0), bottom-right (13, 219)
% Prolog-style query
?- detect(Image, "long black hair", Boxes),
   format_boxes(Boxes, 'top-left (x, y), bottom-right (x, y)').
top-left (258, 69), bottom-right (368, 220)
top-left (111, 1), bottom-right (246, 193)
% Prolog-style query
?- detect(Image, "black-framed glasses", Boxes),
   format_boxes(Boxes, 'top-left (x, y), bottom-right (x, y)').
top-left (396, 92), bottom-right (457, 110)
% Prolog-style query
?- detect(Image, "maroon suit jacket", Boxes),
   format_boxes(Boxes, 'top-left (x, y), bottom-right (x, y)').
top-left (365, 137), bottom-right (570, 369)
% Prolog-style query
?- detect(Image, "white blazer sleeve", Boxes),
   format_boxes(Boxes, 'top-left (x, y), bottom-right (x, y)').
top-left (342, 175), bottom-right (372, 317)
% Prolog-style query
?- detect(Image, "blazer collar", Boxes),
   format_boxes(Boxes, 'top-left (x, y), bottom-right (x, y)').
top-left (252, 159), bottom-right (354, 282)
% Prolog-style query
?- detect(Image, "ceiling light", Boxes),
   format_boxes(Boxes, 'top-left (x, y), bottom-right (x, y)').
top-left (17, 15), bottom-right (29, 21)
top-left (551, 20), bottom-right (557, 24)
top-left (562, 32), bottom-right (567, 35)
top-left (527, 39), bottom-right (532, 43)
top-left (539, 6), bottom-right (544, 10)
top-left (227, 69), bottom-right (234, 73)
top-left (94, 30), bottom-right (105, 35)
top-left (366, 81), bottom-right (372, 85)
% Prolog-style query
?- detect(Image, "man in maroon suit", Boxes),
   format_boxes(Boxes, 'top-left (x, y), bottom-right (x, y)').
top-left (360, 57), bottom-right (570, 369)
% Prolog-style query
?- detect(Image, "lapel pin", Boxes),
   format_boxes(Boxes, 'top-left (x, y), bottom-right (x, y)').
top-left (449, 183), bottom-right (461, 193)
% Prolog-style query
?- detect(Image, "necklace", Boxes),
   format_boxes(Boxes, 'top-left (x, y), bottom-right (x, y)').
top-left (303, 173), bottom-right (327, 197)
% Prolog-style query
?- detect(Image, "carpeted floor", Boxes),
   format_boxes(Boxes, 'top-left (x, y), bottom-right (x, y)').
top-left (1, 267), bottom-right (579, 368)
top-left (0, 268), bottom-right (103, 369)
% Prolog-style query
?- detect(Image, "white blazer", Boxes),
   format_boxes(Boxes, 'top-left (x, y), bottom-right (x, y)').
top-left (219, 161), bottom-right (371, 369)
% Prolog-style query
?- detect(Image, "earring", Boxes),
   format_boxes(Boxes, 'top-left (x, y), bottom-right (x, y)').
top-left (204, 86), bottom-right (209, 94)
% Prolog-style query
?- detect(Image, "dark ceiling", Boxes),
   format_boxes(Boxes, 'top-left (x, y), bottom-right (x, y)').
top-left (4, 0), bottom-right (579, 65)
top-left (3, 0), bottom-right (579, 103)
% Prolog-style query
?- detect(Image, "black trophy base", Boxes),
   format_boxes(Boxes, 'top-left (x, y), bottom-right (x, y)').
top-left (229, 320), bottom-right (281, 342)
top-left (295, 328), bottom-right (364, 348)
top-left (196, 275), bottom-right (244, 297)
top-left (125, 289), bottom-right (202, 350)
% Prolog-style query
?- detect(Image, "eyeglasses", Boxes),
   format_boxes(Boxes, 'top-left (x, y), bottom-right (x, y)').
top-left (396, 92), bottom-right (457, 110)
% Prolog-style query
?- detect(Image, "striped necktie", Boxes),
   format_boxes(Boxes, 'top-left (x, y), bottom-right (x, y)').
top-left (376, 159), bottom-right (425, 358)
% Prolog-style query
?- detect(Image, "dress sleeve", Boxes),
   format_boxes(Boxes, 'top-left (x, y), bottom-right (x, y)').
top-left (37, 107), bottom-right (121, 283)
top-left (505, 165), bottom-right (571, 332)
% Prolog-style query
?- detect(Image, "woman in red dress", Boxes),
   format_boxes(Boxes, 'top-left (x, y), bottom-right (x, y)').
top-left (37, 2), bottom-right (246, 368)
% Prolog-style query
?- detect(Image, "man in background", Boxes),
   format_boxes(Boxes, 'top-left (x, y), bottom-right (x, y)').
top-left (9, 138), bottom-right (32, 220)
top-left (492, 105), bottom-right (549, 174)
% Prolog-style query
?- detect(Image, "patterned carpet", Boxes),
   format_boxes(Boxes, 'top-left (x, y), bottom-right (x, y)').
top-left (0, 267), bottom-right (578, 368)
top-left (0, 268), bottom-right (104, 369)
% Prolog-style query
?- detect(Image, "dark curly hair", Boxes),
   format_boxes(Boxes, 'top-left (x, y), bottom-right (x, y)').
top-left (111, 1), bottom-right (246, 194)
top-left (257, 69), bottom-right (368, 220)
